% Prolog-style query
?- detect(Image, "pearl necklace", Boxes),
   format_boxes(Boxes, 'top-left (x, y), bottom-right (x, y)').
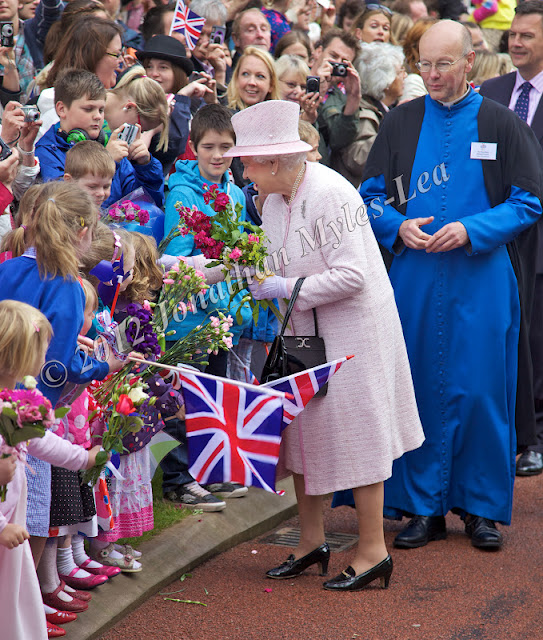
top-left (285, 163), bottom-right (306, 206)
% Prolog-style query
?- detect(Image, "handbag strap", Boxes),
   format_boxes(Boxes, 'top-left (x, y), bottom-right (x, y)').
top-left (312, 308), bottom-right (319, 337)
top-left (280, 277), bottom-right (320, 337)
top-left (280, 277), bottom-right (305, 336)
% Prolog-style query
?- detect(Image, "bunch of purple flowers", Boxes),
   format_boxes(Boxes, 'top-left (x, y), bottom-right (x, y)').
top-left (125, 303), bottom-right (162, 359)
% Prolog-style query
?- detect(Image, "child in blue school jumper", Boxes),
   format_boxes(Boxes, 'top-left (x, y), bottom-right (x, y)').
top-left (35, 68), bottom-right (165, 209)
top-left (0, 181), bottom-right (125, 617)
top-left (161, 104), bottom-right (252, 510)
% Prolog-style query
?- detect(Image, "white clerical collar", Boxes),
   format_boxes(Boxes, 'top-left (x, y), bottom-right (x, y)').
top-left (437, 84), bottom-right (471, 108)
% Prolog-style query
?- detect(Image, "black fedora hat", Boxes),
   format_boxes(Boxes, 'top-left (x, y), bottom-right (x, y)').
top-left (137, 35), bottom-right (194, 76)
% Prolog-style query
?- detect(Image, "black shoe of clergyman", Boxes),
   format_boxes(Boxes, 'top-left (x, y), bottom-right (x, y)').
top-left (464, 514), bottom-right (503, 550)
top-left (516, 451), bottom-right (543, 476)
top-left (394, 515), bottom-right (447, 549)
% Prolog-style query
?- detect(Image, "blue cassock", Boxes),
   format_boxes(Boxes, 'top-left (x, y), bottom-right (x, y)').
top-left (333, 89), bottom-right (542, 524)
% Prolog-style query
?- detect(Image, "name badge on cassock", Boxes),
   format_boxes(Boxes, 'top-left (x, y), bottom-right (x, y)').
top-left (470, 142), bottom-right (497, 160)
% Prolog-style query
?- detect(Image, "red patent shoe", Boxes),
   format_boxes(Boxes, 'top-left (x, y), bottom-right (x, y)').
top-left (59, 567), bottom-right (108, 590)
top-left (63, 587), bottom-right (92, 602)
top-left (42, 581), bottom-right (89, 613)
top-left (46, 620), bottom-right (66, 638)
top-left (80, 557), bottom-right (122, 577)
top-left (46, 609), bottom-right (77, 625)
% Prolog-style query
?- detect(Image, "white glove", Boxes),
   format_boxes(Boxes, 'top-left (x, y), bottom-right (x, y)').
top-left (181, 255), bottom-right (195, 267)
top-left (248, 274), bottom-right (291, 300)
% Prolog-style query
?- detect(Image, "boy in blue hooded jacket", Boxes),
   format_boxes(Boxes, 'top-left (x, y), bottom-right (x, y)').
top-left (163, 104), bottom-right (252, 346)
top-left (160, 104), bottom-right (252, 509)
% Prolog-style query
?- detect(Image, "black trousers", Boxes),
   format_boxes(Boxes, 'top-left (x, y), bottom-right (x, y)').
top-left (530, 274), bottom-right (543, 453)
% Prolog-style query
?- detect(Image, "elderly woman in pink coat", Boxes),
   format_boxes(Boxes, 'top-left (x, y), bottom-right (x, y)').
top-left (223, 100), bottom-right (424, 592)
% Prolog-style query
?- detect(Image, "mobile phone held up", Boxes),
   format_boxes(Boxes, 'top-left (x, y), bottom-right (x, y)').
top-left (0, 138), bottom-right (12, 161)
top-left (0, 22), bottom-right (14, 48)
top-left (210, 25), bottom-right (225, 45)
top-left (118, 123), bottom-right (138, 146)
top-left (306, 76), bottom-right (320, 95)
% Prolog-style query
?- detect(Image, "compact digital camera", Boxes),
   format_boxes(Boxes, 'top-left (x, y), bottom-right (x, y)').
top-left (306, 76), bottom-right (320, 94)
top-left (210, 25), bottom-right (226, 45)
top-left (0, 22), bottom-right (14, 48)
top-left (330, 62), bottom-right (348, 77)
top-left (118, 123), bottom-right (138, 146)
top-left (21, 106), bottom-right (40, 123)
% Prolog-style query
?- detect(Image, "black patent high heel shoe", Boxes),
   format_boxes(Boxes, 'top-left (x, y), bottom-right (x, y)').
top-left (266, 542), bottom-right (330, 579)
top-left (322, 555), bottom-right (393, 591)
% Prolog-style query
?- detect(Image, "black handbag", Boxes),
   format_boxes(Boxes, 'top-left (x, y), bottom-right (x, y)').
top-left (261, 278), bottom-right (328, 397)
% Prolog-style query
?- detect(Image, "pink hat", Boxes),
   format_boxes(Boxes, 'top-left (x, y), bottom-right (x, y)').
top-left (223, 101), bottom-right (312, 157)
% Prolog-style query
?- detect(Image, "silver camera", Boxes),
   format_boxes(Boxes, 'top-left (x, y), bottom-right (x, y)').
top-left (0, 22), bottom-right (14, 48)
top-left (21, 106), bottom-right (40, 123)
top-left (118, 123), bottom-right (138, 146)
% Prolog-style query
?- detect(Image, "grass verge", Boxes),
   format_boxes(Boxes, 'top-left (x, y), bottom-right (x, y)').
top-left (116, 468), bottom-right (194, 549)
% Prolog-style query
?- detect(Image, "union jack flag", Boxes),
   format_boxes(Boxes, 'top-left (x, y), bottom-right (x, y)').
top-left (182, 373), bottom-right (284, 492)
top-left (262, 357), bottom-right (353, 432)
top-left (169, 0), bottom-right (206, 50)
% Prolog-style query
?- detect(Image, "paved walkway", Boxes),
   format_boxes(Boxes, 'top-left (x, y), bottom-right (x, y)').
top-left (91, 473), bottom-right (543, 640)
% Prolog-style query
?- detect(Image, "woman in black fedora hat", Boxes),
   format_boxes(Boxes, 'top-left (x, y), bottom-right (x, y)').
top-left (137, 34), bottom-right (217, 173)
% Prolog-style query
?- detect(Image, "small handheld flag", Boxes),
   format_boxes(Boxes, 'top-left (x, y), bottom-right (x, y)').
top-left (181, 372), bottom-right (284, 493)
top-left (169, 0), bottom-right (206, 50)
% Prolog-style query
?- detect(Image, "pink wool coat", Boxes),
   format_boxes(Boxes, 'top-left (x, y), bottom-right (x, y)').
top-left (261, 161), bottom-right (424, 495)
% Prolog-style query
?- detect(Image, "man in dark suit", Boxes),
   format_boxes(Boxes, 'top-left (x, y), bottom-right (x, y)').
top-left (480, 0), bottom-right (543, 476)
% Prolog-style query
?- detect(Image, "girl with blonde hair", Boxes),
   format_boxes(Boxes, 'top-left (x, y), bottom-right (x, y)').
top-left (0, 300), bottom-right (102, 639)
top-left (123, 232), bottom-right (164, 304)
top-left (227, 47), bottom-right (281, 111)
top-left (106, 66), bottom-right (170, 153)
top-left (0, 181), bottom-right (124, 629)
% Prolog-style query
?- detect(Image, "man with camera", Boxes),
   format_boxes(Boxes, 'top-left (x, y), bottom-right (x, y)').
top-left (307, 28), bottom-right (361, 177)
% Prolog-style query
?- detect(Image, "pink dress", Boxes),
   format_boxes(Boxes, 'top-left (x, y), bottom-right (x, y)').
top-left (96, 447), bottom-right (153, 541)
top-left (89, 390), bottom-right (154, 541)
top-left (0, 431), bottom-right (88, 640)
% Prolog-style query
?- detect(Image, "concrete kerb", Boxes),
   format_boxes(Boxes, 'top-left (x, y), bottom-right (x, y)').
top-left (68, 477), bottom-right (297, 640)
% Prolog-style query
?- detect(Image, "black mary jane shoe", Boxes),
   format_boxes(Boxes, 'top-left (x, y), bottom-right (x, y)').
top-left (322, 555), bottom-right (393, 592)
top-left (266, 543), bottom-right (330, 579)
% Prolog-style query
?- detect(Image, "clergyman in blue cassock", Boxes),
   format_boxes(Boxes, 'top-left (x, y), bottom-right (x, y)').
top-left (333, 20), bottom-right (543, 551)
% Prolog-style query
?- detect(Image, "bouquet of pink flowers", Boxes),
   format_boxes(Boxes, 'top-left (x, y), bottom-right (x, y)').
top-left (175, 184), bottom-right (268, 271)
top-left (0, 377), bottom-right (70, 501)
top-left (174, 184), bottom-right (281, 325)
top-left (105, 200), bottom-right (150, 226)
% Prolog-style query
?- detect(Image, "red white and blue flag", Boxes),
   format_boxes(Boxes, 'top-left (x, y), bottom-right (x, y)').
top-left (182, 373), bottom-right (284, 492)
top-left (169, 0), bottom-right (206, 50)
top-left (262, 357), bottom-right (353, 431)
